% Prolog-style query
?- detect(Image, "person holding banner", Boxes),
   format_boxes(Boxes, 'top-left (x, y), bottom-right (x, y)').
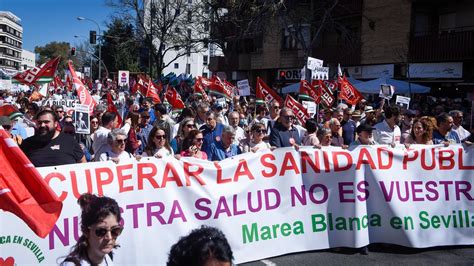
top-left (98, 129), bottom-right (135, 163)
top-left (181, 129), bottom-right (208, 160)
top-left (243, 122), bottom-right (272, 153)
top-left (269, 108), bottom-right (301, 148)
top-left (302, 118), bottom-right (320, 146)
top-left (404, 118), bottom-right (433, 146)
top-left (208, 125), bottom-right (241, 161)
top-left (167, 225), bottom-right (234, 266)
top-left (143, 126), bottom-right (174, 158)
top-left (61, 193), bottom-right (123, 266)
top-left (92, 112), bottom-right (131, 161)
top-left (170, 117), bottom-right (196, 154)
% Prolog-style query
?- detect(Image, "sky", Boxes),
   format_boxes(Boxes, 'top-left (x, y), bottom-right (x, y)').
top-left (1, 0), bottom-right (116, 51)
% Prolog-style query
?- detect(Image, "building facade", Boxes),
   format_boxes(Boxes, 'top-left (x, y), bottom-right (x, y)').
top-left (0, 11), bottom-right (22, 73)
top-left (209, 0), bottom-right (474, 98)
top-left (21, 49), bottom-right (35, 70)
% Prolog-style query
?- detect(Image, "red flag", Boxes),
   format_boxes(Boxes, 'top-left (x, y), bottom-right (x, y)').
top-left (256, 77), bottom-right (283, 105)
top-left (68, 61), bottom-right (97, 114)
top-left (53, 75), bottom-right (64, 89)
top-left (106, 93), bottom-right (123, 127)
top-left (284, 95), bottom-right (310, 125)
top-left (194, 77), bottom-right (210, 102)
top-left (208, 76), bottom-right (232, 99)
top-left (317, 80), bottom-right (335, 107)
top-left (131, 74), bottom-right (147, 95)
top-left (145, 79), bottom-right (162, 104)
top-left (165, 86), bottom-right (185, 109)
top-left (338, 76), bottom-right (364, 105)
top-left (0, 129), bottom-right (63, 238)
top-left (13, 57), bottom-right (60, 86)
top-left (65, 75), bottom-right (73, 91)
top-left (299, 80), bottom-right (321, 104)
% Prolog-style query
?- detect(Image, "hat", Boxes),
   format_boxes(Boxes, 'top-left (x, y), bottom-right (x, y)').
top-left (8, 111), bottom-right (23, 121)
top-left (352, 110), bottom-right (362, 117)
top-left (0, 116), bottom-right (11, 126)
top-left (364, 106), bottom-right (375, 113)
top-left (356, 123), bottom-right (375, 134)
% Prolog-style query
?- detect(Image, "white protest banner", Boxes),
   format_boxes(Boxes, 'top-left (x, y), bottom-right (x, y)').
top-left (44, 99), bottom-right (80, 117)
top-left (311, 67), bottom-right (329, 80)
top-left (1, 146), bottom-right (474, 264)
top-left (118, 70), bottom-right (130, 87)
top-left (307, 57), bottom-right (323, 71)
top-left (396, 95), bottom-right (411, 111)
top-left (237, 79), bottom-right (251, 96)
top-left (302, 101), bottom-right (317, 115)
top-left (74, 104), bottom-right (90, 134)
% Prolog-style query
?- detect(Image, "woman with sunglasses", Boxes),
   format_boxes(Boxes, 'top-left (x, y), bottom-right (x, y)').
top-left (243, 123), bottom-right (271, 153)
top-left (61, 193), bottom-right (123, 266)
top-left (98, 129), bottom-right (134, 163)
top-left (170, 118), bottom-right (196, 154)
top-left (143, 126), bottom-right (174, 158)
top-left (180, 129), bottom-right (208, 160)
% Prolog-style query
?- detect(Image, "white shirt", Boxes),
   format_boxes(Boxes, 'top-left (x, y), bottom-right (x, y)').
top-left (143, 147), bottom-right (174, 157)
top-left (232, 125), bottom-right (246, 146)
top-left (92, 124), bottom-right (131, 161)
top-left (453, 124), bottom-right (471, 141)
top-left (373, 120), bottom-right (401, 145)
top-left (61, 253), bottom-right (114, 266)
top-left (99, 150), bottom-right (134, 162)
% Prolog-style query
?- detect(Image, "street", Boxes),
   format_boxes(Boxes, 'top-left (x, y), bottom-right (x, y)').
top-left (241, 245), bottom-right (474, 265)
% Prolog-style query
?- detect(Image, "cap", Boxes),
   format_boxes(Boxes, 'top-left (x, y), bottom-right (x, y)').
top-left (0, 116), bottom-right (11, 126)
top-left (356, 123), bottom-right (375, 134)
top-left (364, 106), bottom-right (375, 113)
top-left (8, 111), bottom-right (23, 121)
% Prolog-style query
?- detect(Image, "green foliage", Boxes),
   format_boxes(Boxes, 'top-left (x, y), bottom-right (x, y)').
top-left (34, 42), bottom-right (79, 73)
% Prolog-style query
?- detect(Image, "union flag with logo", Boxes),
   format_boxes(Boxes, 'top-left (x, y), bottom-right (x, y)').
top-left (68, 61), bottom-right (97, 114)
top-left (338, 76), bottom-right (364, 105)
top-left (299, 80), bottom-right (321, 104)
top-left (316, 79), bottom-right (335, 108)
top-left (256, 77), bottom-right (283, 105)
top-left (284, 95), bottom-right (310, 125)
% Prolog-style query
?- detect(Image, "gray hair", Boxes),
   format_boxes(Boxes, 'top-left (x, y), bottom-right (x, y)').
top-left (279, 107), bottom-right (292, 116)
top-left (318, 127), bottom-right (332, 139)
top-left (228, 111), bottom-right (239, 119)
top-left (328, 118), bottom-right (340, 126)
top-left (107, 128), bottom-right (127, 144)
top-left (449, 110), bottom-right (462, 117)
top-left (222, 125), bottom-right (236, 135)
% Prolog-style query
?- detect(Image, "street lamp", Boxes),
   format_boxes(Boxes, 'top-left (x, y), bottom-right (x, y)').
top-left (74, 35), bottom-right (94, 79)
top-left (77, 16), bottom-right (102, 80)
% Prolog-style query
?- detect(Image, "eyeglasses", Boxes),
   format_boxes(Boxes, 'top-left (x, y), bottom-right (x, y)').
top-left (254, 129), bottom-right (265, 134)
top-left (272, 106), bottom-right (280, 109)
top-left (115, 139), bottom-right (126, 144)
top-left (185, 124), bottom-right (196, 128)
top-left (56, 110), bottom-right (64, 113)
top-left (155, 135), bottom-right (166, 140)
top-left (91, 225), bottom-right (123, 238)
top-left (91, 120), bottom-right (99, 124)
top-left (283, 115), bottom-right (295, 120)
top-left (195, 138), bottom-right (204, 142)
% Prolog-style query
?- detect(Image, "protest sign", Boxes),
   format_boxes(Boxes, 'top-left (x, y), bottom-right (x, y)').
top-left (302, 101), bottom-right (317, 115)
top-left (1, 146), bottom-right (474, 264)
top-left (74, 104), bottom-right (90, 134)
top-left (307, 57), bottom-right (323, 71)
top-left (118, 70), bottom-right (130, 87)
top-left (311, 67), bottom-right (329, 80)
top-left (396, 95), bottom-right (411, 111)
top-left (379, 84), bottom-right (395, 100)
top-left (44, 99), bottom-right (80, 117)
top-left (237, 79), bottom-right (251, 96)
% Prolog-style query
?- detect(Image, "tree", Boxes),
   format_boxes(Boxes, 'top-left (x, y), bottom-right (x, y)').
top-left (106, 0), bottom-right (208, 78)
top-left (34, 42), bottom-right (81, 75)
top-left (101, 17), bottom-right (141, 75)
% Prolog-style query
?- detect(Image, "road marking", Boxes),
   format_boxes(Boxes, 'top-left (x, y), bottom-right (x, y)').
top-left (260, 259), bottom-right (276, 266)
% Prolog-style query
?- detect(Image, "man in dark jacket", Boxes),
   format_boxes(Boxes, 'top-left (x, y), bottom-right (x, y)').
top-left (270, 107), bottom-right (301, 148)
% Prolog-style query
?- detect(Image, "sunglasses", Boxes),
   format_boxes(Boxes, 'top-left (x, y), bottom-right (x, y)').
top-left (254, 129), bottom-right (265, 134)
top-left (195, 138), bottom-right (204, 142)
top-left (185, 124), bottom-right (196, 128)
top-left (91, 121), bottom-right (99, 124)
top-left (115, 139), bottom-right (126, 144)
top-left (92, 225), bottom-right (123, 238)
top-left (283, 115), bottom-right (296, 120)
top-left (155, 135), bottom-right (166, 140)
top-left (272, 106), bottom-right (280, 109)
top-left (2, 125), bottom-right (11, 130)
top-left (56, 110), bottom-right (64, 113)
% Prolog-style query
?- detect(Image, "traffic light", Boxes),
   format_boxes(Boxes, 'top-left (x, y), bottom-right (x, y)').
top-left (90, 30), bottom-right (97, 44)
top-left (279, 70), bottom-right (286, 79)
top-left (71, 47), bottom-right (76, 56)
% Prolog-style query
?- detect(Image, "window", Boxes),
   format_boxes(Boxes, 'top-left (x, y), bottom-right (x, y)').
top-left (186, 64), bottom-right (191, 74)
top-left (174, 63), bottom-right (179, 69)
top-left (203, 55), bottom-right (208, 65)
top-left (203, 72), bottom-right (208, 78)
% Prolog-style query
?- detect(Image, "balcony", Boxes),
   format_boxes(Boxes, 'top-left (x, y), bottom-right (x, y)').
top-left (312, 44), bottom-right (361, 65)
top-left (410, 29), bottom-right (474, 62)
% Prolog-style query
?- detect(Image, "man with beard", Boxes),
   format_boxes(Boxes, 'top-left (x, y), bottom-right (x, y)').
top-left (20, 109), bottom-right (86, 167)
top-left (432, 112), bottom-right (461, 145)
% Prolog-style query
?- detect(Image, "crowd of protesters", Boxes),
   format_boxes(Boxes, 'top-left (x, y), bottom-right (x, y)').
top-left (0, 84), bottom-right (472, 167)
